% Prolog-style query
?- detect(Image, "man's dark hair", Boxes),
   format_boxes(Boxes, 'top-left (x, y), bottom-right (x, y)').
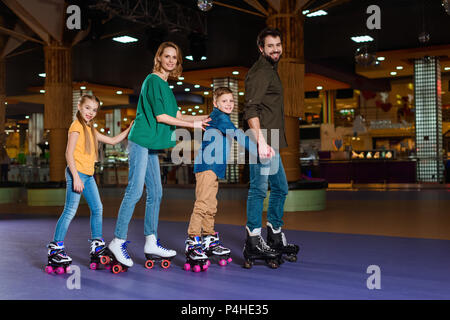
top-left (256, 27), bottom-right (282, 48)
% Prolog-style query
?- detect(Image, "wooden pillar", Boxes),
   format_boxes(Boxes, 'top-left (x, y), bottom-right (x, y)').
top-left (44, 40), bottom-right (72, 182)
top-left (0, 17), bottom-right (6, 145)
top-left (266, 2), bottom-right (304, 181)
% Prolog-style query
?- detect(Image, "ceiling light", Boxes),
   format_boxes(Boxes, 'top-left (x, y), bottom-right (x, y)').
top-left (178, 76), bottom-right (184, 80)
top-left (188, 108), bottom-right (192, 112)
top-left (116, 90), bottom-right (123, 95)
top-left (195, 105), bottom-right (200, 109)
top-left (316, 86), bottom-right (323, 90)
top-left (177, 81), bottom-right (183, 85)
top-left (80, 86), bottom-right (86, 90)
top-left (39, 73), bottom-right (46, 78)
top-left (169, 85), bottom-right (174, 89)
top-left (445, 67), bottom-right (450, 71)
top-left (25, 115), bottom-right (29, 119)
top-left (239, 92), bottom-right (244, 96)
top-left (306, 10), bottom-right (328, 17)
top-left (232, 71), bottom-right (239, 75)
top-left (184, 88), bottom-right (190, 92)
top-left (192, 112), bottom-right (196, 115)
top-left (182, 111), bottom-right (186, 114)
top-left (390, 71), bottom-right (397, 76)
top-left (40, 89), bottom-right (45, 93)
top-left (204, 91), bottom-right (209, 95)
top-left (199, 110), bottom-right (204, 113)
top-left (351, 35), bottom-right (374, 43)
top-left (194, 84), bottom-right (200, 88)
top-left (396, 66), bottom-right (403, 70)
top-left (201, 56), bottom-right (207, 61)
top-left (112, 36), bottom-right (138, 43)
top-left (185, 56), bottom-right (194, 61)
top-left (377, 56), bottom-right (385, 61)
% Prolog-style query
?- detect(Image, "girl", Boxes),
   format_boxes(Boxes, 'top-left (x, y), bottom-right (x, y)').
top-left (45, 94), bottom-right (133, 274)
top-left (107, 41), bottom-right (210, 269)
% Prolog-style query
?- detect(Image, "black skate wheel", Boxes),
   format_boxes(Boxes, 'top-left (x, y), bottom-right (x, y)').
top-left (286, 254), bottom-right (297, 262)
top-left (145, 260), bottom-right (154, 269)
top-left (243, 260), bottom-right (253, 269)
top-left (266, 260), bottom-right (279, 269)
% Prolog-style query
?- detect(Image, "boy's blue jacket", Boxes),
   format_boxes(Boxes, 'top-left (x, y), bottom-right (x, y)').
top-left (194, 107), bottom-right (257, 179)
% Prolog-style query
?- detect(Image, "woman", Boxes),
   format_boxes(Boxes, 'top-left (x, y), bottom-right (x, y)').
top-left (108, 42), bottom-right (210, 269)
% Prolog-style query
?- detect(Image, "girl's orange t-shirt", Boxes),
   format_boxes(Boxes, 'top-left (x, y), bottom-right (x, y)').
top-left (68, 120), bottom-right (97, 176)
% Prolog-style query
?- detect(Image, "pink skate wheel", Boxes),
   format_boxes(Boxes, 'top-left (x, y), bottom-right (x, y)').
top-left (183, 263), bottom-right (191, 271)
top-left (45, 266), bottom-right (53, 274)
top-left (227, 257), bottom-right (232, 263)
top-left (219, 259), bottom-right (227, 266)
top-left (205, 260), bottom-right (211, 267)
top-left (65, 266), bottom-right (70, 273)
top-left (89, 263), bottom-right (97, 270)
top-left (193, 265), bottom-right (201, 273)
top-left (55, 267), bottom-right (65, 275)
top-left (202, 264), bottom-right (208, 271)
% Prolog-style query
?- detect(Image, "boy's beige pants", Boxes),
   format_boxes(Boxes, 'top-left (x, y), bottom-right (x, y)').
top-left (188, 170), bottom-right (218, 237)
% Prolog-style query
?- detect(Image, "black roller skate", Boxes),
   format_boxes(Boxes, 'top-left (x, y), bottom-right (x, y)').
top-left (89, 238), bottom-right (110, 270)
top-left (266, 222), bottom-right (300, 263)
top-left (45, 241), bottom-right (72, 275)
top-left (144, 234), bottom-right (176, 269)
top-left (184, 236), bottom-right (209, 272)
top-left (242, 227), bottom-right (281, 269)
top-left (202, 232), bottom-right (232, 267)
top-left (100, 238), bottom-right (133, 274)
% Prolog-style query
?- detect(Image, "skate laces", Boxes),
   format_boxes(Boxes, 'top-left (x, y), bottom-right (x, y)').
top-left (121, 241), bottom-right (131, 259)
top-left (156, 239), bottom-right (170, 251)
top-left (258, 235), bottom-right (273, 251)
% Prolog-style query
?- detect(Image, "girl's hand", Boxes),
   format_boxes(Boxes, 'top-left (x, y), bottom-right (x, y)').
top-left (73, 176), bottom-right (84, 193)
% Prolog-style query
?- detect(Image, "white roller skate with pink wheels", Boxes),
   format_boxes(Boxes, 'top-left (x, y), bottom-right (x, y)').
top-left (184, 236), bottom-right (209, 273)
top-left (45, 241), bottom-right (72, 275)
top-left (202, 232), bottom-right (232, 267)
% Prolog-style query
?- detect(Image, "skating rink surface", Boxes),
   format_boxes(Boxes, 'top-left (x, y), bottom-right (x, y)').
top-left (1, 214), bottom-right (450, 300)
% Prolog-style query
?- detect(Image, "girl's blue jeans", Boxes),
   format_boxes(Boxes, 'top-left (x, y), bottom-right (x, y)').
top-left (53, 167), bottom-right (103, 242)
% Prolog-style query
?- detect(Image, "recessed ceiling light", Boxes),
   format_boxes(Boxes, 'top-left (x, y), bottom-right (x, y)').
top-left (80, 86), bottom-right (86, 90)
top-left (192, 112), bottom-right (196, 115)
top-left (201, 56), bottom-right (207, 61)
top-left (194, 105), bottom-right (200, 109)
top-left (306, 10), bottom-right (328, 17)
top-left (188, 108), bottom-right (192, 112)
top-left (390, 71), bottom-right (397, 76)
top-left (204, 91), bottom-right (209, 95)
top-left (316, 86), bottom-right (323, 90)
top-left (184, 88), bottom-right (190, 92)
top-left (39, 73), bottom-right (46, 78)
top-left (194, 84), bottom-right (200, 88)
top-left (351, 35), bottom-right (374, 43)
top-left (178, 76), bottom-right (184, 80)
top-left (445, 67), bottom-right (450, 71)
top-left (169, 85), bottom-right (174, 89)
top-left (232, 71), bottom-right (239, 75)
top-left (177, 81), bottom-right (183, 85)
top-left (40, 89), bottom-right (45, 93)
top-left (377, 57), bottom-right (385, 61)
top-left (239, 92), bottom-right (244, 96)
top-left (396, 66), bottom-right (403, 70)
top-left (112, 36), bottom-right (138, 43)
top-left (185, 56), bottom-right (194, 61)
top-left (182, 111), bottom-right (186, 114)
top-left (116, 90), bottom-right (123, 95)
top-left (199, 110), bottom-right (204, 113)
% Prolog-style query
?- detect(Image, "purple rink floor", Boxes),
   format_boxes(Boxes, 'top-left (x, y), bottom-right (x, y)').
top-left (1, 214), bottom-right (450, 300)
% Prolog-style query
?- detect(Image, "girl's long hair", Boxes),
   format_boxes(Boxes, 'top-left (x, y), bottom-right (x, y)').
top-left (75, 94), bottom-right (100, 160)
top-left (152, 41), bottom-right (183, 78)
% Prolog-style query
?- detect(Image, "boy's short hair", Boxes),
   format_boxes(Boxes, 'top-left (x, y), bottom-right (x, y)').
top-left (213, 87), bottom-right (233, 101)
top-left (256, 27), bottom-right (282, 49)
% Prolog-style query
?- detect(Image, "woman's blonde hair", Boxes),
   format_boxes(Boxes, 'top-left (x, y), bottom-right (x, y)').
top-left (153, 41), bottom-right (183, 78)
top-left (76, 94), bottom-right (100, 160)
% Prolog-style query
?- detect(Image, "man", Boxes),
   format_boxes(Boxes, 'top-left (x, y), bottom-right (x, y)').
top-left (242, 27), bottom-right (299, 269)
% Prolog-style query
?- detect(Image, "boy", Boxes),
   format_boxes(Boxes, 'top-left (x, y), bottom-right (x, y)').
top-left (184, 87), bottom-right (256, 271)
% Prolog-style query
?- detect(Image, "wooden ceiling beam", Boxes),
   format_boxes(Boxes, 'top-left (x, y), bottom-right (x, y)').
top-left (243, 0), bottom-right (269, 16)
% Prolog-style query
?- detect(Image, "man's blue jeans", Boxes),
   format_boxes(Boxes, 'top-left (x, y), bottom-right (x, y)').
top-left (114, 140), bottom-right (162, 240)
top-left (246, 153), bottom-right (288, 232)
top-left (53, 168), bottom-right (103, 242)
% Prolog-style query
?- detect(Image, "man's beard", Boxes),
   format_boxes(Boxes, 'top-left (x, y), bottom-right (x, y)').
top-left (262, 51), bottom-right (281, 65)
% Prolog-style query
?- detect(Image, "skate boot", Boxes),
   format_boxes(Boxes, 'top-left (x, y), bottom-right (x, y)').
top-left (45, 241), bottom-right (72, 274)
top-left (144, 234), bottom-right (176, 269)
top-left (242, 227), bottom-right (280, 269)
top-left (266, 222), bottom-right (300, 263)
top-left (101, 238), bottom-right (133, 274)
top-left (202, 232), bottom-right (232, 267)
top-left (89, 238), bottom-right (109, 270)
top-left (184, 236), bottom-right (209, 272)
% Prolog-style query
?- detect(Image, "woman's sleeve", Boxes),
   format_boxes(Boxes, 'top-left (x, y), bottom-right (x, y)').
top-left (146, 78), bottom-right (166, 117)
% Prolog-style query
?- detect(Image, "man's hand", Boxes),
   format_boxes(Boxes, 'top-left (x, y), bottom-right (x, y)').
top-left (258, 139), bottom-right (275, 159)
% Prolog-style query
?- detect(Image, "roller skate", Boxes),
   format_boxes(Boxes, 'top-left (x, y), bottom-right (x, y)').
top-left (184, 236), bottom-right (209, 272)
top-left (88, 238), bottom-right (110, 270)
top-left (202, 232), bottom-right (232, 267)
top-left (45, 241), bottom-right (72, 274)
top-left (242, 227), bottom-right (280, 269)
top-left (266, 222), bottom-right (300, 263)
top-left (100, 238), bottom-right (133, 274)
top-left (144, 234), bottom-right (176, 269)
